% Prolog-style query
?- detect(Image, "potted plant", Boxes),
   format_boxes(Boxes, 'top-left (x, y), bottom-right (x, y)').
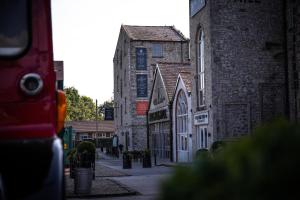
top-left (74, 141), bottom-right (95, 195)
top-left (67, 148), bottom-right (77, 178)
top-left (142, 149), bottom-right (152, 168)
top-left (122, 151), bottom-right (132, 169)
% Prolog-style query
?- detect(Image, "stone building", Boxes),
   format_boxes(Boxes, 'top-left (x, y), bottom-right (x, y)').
top-left (114, 25), bottom-right (190, 150)
top-left (189, 0), bottom-right (298, 154)
top-left (54, 60), bottom-right (64, 90)
top-left (148, 62), bottom-right (191, 162)
top-left (286, 0), bottom-right (300, 121)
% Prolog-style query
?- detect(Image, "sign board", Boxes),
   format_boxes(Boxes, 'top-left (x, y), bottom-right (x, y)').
top-left (149, 109), bottom-right (169, 123)
top-left (194, 111), bottom-right (209, 125)
top-left (136, 101), bottom-right (148, 116)
top-left (136, 48), bottom-right (147, 70)
top-left (112, 135), bottom-right (118, 147)
top-left (104, 107), bottom-right (114, 120)
top-left (136, 74), bottom-right (148, 98)
top-left (190, 0), bottom-right (206, 17)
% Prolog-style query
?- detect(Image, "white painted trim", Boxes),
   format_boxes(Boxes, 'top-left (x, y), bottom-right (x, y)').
top-left (172, 75), bottom-right (192, 162)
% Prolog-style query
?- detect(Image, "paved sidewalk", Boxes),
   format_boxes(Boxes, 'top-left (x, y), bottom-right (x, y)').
top-left (66, 152), bottom-right (174, 199)
top-left (66, 177), bottom-right (137, 198)
top-left (65, 153), bottom-right (136, 198)
top-left (95, 164), bottom-right (129, 177)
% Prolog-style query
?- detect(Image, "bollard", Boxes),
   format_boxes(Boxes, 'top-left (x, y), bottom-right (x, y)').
top-left (154, 152), bottom-right (157, 166)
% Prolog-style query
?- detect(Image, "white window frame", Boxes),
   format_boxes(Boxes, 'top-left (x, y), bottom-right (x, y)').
top-left (196, 126), bottom-right (208, 149)
top-left (197, 30), bottom-right (205, 107)
top-left (176, 91), bottom-right (188, 151)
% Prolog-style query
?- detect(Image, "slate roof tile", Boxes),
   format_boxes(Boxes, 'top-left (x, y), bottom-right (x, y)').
top-left (122, 25), bottom-right (188, 41)
top-left (65, 121), bottom-right (115, 133)
top-left (157, 62), bottom-right (192, 101)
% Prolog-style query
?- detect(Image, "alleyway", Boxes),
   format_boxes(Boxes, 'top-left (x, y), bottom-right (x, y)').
top-left (67, 151), bottom-right (173, 200)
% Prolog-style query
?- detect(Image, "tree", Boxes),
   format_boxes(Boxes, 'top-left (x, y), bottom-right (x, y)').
top-left (64, 87), bottom-right (96, 121)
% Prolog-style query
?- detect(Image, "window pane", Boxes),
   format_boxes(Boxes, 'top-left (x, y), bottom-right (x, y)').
top-left (152, 43), bottom-right (163, 57)
top-left (136, 74), bottom-right (148, 97)
top-left (136, 48), bottom-right (147, 70)
top-left (0, 0), bottom-right (29, 56)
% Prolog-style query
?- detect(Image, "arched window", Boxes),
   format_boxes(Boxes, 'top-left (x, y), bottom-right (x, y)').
top-left (196, 30), bottom-right (205, 107)
top-left (176, 90), bottom-right (188, 151)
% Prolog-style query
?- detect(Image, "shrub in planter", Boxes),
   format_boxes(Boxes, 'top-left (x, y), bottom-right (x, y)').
top-left (76, 141), bottom-right (96, 167)
top-left (210, 141), bottom-right (227, 153)
top-left (195, 148), bottom-right (209, 159)
top-left (122, 151), bottom-right (132, 169)
top-left (74, 141), bottom-right (96, 195)
top-left (159, 120), bottom-right (300, 200)
top-left (67, 148), bottom-right (77, 178)
top-left (142, 149), bottom-right (152, 168)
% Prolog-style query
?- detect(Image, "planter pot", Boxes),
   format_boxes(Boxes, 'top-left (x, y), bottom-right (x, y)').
top-left (123, 154), bottom-right (132, 169)
top-left (74, 168), bottom-right (93, 194)
top-left (142, 155), bottom-right (152, 168)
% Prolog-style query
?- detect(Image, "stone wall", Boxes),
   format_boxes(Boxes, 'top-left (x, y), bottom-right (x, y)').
top-left (190, 0), bottom-right (289, 147)
top-left (190, 0), bottom-right (213, 154)
top-left (286, 0), bottom-right (300, 121)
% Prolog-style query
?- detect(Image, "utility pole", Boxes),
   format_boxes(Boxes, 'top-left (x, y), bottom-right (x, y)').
top-left (96, 99), bottom-right (98, 147)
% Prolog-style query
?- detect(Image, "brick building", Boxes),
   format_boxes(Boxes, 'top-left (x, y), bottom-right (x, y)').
top-left (113, 25), bottom-right (190, 150)
top-left (189, 0), bottom-right (300, 154)
top-left (65, 120), bottom-right (115, 144)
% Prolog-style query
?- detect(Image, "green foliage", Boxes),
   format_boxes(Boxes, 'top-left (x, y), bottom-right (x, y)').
top-left (77, 141), bottom-right (96, 154)
top-left (159, 120), bottom-right (300, 200)
top-left (144, 149), bottom-right (151, 156)
top-left (76, 141), bottom-right (96, 168)
top-left (67, 148), bottom-right (77, 162)
top-left (64, 87), bottom-right (96, 121)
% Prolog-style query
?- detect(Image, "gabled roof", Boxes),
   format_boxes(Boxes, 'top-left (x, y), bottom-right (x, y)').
top-left (65, 120), bottom-right (115, 133)
top-left (157, 62), bottom-right (191, 101)
top-left (179, 71), bottom-right (193, 93)
top-left (122, 25), bottom-right (188, 42)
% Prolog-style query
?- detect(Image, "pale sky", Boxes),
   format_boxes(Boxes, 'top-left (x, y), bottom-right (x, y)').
top-left (51, 0), bottom-right (189, 104)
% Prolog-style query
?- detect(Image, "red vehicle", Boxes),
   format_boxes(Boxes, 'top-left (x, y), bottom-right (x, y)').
top-left (0, 0), bottom-right (66, 199)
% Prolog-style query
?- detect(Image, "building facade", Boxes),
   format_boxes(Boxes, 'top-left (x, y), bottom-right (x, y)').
top-left (148, 63), bottom-right (191, 162)
top-left (189, 0), bottom-right (297, 154)
top-left (286, 0), bottom-right (300, 121)
top-left (172, 71), bottom-right (193, 162)
top-left (114, 25), bottom-right (190, 150)
top-left (65, 120), bottom-right (115, 145)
